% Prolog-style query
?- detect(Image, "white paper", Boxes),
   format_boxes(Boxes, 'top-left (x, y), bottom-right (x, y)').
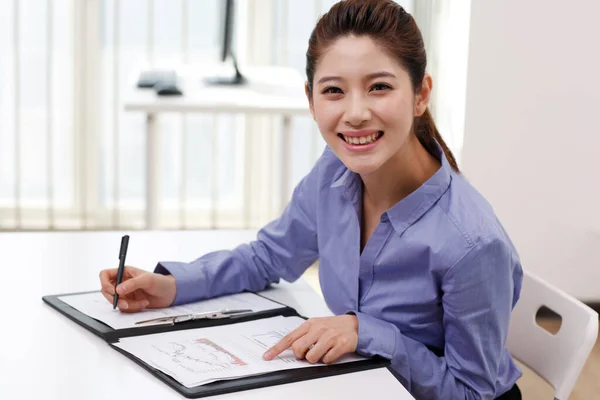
top-left (59, 291), bottom-right (285, 330)
top-left (113, 316), bottom-right (367, 387)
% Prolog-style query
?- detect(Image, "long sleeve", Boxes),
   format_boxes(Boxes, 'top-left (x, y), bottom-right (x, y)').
top-left (350, 236), bottom-right (521, 400)
top-left (155, 166), bottom-right (321, 306)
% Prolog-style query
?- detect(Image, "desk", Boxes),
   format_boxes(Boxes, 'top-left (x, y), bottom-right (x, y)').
top-left (124, 66), bottom-right (312, 230)
top-left (0, 231), bottom-right (414, 400)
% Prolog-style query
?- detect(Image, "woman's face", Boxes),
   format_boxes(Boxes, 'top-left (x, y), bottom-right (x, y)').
top-left (309, 35), bottom-right (428, 176)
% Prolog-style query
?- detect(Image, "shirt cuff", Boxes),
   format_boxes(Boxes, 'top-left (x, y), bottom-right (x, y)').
top-left (350, 311), bottom-right (397, 360)
top-left (154, 261), bottom-right (208, 306)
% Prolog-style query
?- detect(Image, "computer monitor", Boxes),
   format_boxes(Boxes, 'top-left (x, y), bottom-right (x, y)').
top-left (204, 0), bottom-right (246, 85)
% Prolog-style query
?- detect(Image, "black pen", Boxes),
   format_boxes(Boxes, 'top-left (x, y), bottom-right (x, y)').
top-left (113, 235), bottom-right (130, 309)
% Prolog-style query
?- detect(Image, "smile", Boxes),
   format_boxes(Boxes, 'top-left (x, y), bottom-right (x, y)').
top-left (338, 131), bottom-right (383, 145)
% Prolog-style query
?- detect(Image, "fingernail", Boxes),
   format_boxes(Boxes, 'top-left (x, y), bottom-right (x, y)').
top-left (263, 351), bottom-right (272, 360)
top-left (142, 300), bottom-right (150, 308)
top-left (119, 301), bottom-right (128, 310)
top-left (117, 284), bottom-right (126, 295)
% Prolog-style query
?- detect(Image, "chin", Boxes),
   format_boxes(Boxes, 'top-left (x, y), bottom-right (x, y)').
top-left (344, 160), bottom-right (383, 176)
top-left (334, 151), bottom-right (384, 176)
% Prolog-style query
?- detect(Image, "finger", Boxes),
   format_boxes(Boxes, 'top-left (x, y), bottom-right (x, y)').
top-left (321, 345), bottom-right (347, 365)
top-left (117, 273), bottom-right (153, 296)
top-left (305, 334), bottom-right (334, 364)
top-left (99, 269), bottom-right (118, 286)
top-left (117, 299), bottom-right (129, 311)
top-left (290, 330), bottom-right (320, 360)
top-left (119, 298), bottom-right (150, 313)
top-left (123, 265), bottom-right (143, 278)
top-left (263, 323), bottom-right (311, 360)
top-left (100, 289), bottom-right (116, 305)
top-left (101, 282), bottom-right (115, 296)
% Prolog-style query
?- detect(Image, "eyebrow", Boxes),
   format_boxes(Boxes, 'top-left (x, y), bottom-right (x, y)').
top-left (317, 71), bottom-right (396, 85)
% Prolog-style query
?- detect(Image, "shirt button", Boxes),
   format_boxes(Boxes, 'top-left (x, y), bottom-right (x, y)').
top-left (380, 214), bottom-right (388, 222)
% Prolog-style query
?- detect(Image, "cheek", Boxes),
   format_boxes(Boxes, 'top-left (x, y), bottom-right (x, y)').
top-left (374, 95), bottom-right (414, 131)
top-left (314, 100), bottom-right (342, 132)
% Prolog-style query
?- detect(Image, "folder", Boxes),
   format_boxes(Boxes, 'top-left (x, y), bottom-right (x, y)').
top-left (43, 291), bottom-right (390, 398)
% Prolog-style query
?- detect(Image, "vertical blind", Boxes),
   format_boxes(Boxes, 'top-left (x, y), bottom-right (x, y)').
top-left (0, 0), bottom-right (324, 231)
top-left (0, 0), bottom-right (469, 233)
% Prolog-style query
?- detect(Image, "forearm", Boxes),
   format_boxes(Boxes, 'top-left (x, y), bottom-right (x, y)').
top-left (353, 312), bottom-right (495, 400)
top-left (155, 240), bottom-right (292, 305)
top-left (156, 214), bottom-right (320, 305)
top-left (154, 151), bottom-right (325, 305)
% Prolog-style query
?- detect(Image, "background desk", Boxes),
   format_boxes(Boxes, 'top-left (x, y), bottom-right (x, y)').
top-left (124, 66), bottom-right (311, 230)
top-left (0, 230), bottom-right (414, 400)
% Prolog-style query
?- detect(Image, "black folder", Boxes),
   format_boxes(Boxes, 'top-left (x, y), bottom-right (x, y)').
top-left (43, 291), bottom-right (390, 398)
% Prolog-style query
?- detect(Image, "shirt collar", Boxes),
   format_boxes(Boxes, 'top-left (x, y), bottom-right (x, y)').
top-left (385, 141), bottom-right (452, 235)
top-left (331, 165), bottom-right (362, 210)
top-left (331, 140), bottom-right (453, 236)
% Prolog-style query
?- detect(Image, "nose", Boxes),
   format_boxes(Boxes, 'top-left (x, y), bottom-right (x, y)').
top-left (344, 93), bottom-right (371, 127)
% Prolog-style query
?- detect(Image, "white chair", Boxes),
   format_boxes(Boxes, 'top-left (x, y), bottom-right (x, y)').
top-left (506, 270), bottom-right (599, 400)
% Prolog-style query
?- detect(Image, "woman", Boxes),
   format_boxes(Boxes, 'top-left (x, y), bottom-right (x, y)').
top-left (100, 1), bottom-right (523, 398)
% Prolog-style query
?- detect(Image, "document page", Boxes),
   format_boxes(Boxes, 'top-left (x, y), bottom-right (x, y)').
top-left (113, 316), bottom-right (367, 387)
top-left (59, 291), bottom-right (285, 330)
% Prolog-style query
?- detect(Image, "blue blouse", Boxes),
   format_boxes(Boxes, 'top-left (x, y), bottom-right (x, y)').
top-left (157, 142), bottom-right (523, 399)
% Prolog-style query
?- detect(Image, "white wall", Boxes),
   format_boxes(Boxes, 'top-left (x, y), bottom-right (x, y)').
top-left (461, 0), bottom-right (600, 300)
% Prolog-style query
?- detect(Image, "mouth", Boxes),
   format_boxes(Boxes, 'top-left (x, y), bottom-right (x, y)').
top-left (337, 131), bottom-right (384, 146)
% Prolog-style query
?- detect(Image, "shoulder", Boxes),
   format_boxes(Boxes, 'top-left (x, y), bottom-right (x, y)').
top-left (437, 172), bottom-right (516, 250)
top-left (434, 172), bottom-right (522, 279)
top-left (416, 171), bottom-right (521, 276)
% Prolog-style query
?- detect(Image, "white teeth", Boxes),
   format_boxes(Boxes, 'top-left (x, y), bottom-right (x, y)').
top-left (342, 132), bottom-right (382, 145)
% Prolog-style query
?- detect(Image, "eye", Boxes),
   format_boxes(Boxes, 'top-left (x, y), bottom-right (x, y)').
top-left (322, 86), bottom-right (343, 94)
top-left (370, 83), bottom-right (392, 92)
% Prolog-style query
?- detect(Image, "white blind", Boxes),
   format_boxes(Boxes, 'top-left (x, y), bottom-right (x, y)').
top-left (0, 0), bottom-right (468, 232)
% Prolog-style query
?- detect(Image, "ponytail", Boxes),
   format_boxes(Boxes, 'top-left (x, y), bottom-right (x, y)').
top-left (414, 109), bottom-right (459, 172)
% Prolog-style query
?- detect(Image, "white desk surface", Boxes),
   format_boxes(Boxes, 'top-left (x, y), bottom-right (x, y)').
top-left (0, 230), bottom-right (413, 400)
top-left (124, 65), bottom-right (311, 115)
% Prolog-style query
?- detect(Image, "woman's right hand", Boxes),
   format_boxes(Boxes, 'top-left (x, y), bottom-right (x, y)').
top-left (99, 266), bottom-right (177, 313)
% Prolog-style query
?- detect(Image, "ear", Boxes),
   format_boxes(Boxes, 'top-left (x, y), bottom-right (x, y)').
top-left (305, 81), bottom-right (316, 121)
top-left (414, 73), bottom-right (432, 117)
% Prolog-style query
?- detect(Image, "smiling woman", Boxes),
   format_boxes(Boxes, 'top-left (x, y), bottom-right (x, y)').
top-left (98, 2), bottom-right (523, 399)
top-left (305, 12), bottom-right (458, 177)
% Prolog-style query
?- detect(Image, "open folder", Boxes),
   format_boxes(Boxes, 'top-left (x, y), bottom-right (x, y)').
top-left (42, 290), bottom-right (389, 398)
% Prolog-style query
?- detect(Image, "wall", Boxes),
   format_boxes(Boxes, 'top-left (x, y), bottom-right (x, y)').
top-left (461, 0), bottom-right (600, 300)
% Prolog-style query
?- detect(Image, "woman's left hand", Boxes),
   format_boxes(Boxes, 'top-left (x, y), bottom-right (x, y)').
top-left (262, 315), bottom-right (359, 364)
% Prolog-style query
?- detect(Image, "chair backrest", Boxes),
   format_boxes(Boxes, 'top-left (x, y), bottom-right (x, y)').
top-left (506, 270), bottom-right (598, 400)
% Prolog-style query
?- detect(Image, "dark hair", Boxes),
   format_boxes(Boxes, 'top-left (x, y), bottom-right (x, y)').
top-left (305, 0), bottom-right (459, 171)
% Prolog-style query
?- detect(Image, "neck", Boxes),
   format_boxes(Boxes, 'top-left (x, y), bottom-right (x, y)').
top-left (361, 135), bottom-right (441, 213)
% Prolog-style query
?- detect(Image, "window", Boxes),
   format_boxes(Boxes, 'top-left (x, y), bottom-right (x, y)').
top-left (0, 0), bottom-right (469, 231)
top-left (0, 0), bottom-right (75, 228)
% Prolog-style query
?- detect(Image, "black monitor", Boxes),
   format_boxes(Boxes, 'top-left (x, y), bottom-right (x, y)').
top-left (204, 0), bottom-right (246, 85)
